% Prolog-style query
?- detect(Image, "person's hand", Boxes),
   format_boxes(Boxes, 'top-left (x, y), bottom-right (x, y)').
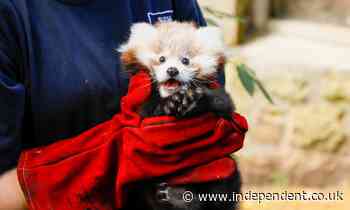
top-left (0, 168), bottom-right (27, 209)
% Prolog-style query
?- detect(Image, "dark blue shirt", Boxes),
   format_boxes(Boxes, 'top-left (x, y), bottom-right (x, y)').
top-left (0, 0), bottom-right (206, 174)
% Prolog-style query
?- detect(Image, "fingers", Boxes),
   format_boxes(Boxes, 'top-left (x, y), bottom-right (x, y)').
top-left (0, 168), bottom-right (27, 210)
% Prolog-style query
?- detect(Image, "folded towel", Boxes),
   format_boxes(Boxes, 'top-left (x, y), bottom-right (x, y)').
top-left (17, 70), bottom-right (248, 210)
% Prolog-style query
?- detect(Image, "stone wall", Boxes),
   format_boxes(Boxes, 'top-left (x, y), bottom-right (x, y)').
top-left (226, 67), bottom-right (350, 187)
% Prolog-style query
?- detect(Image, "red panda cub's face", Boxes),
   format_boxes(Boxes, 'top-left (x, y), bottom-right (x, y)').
top-left (119, 22), bottom-right (226, 98)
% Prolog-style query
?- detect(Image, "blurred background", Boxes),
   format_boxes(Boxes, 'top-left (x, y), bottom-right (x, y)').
top-left (197, 0), bottom-right (350, 209)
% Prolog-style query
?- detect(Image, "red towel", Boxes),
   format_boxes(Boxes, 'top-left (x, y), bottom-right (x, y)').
top-left (17, 71), bottom-right (248, 210)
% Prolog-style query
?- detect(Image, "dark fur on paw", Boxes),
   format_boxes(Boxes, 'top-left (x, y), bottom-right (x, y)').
top-left (162, 87), bottom-right (204, 117)
top-left (124, 169), bottom-right (242, 210)
top-left (204, 88), bottom-right (235, 121)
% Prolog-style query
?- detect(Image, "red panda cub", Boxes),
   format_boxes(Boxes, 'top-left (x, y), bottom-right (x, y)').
top-left (119, 22), bottom-right (240, 210)
top-left (119, 21), bottom-right (235, 120)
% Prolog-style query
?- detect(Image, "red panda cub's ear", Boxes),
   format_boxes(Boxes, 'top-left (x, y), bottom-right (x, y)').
top-left (119, 49), bottom-right (144, 75)
top-left (196, 26), bottom-right (228, 73)
top-left (118, 23), bottom-right (158, 74)
top-left (196, 26), bottom-right (225, 53)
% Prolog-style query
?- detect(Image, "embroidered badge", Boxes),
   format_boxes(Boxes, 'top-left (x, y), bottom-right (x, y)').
top-left (147, 10), bottom-right (173, 24)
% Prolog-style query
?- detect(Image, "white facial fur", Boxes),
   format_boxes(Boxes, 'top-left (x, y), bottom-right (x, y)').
top-left (119, 22), bottom-right (226, 97)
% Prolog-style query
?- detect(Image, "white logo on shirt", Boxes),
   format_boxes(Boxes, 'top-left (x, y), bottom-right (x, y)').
top-left (147, 10), bottom-right (173, 24)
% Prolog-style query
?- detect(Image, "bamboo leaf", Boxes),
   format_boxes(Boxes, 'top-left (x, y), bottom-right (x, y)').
top-left (236, 63), bottom-right (274, 104)
top-left (255, 79), bottom-right (274, 104)
top-left (205, 18), bottom-right (219, 26)
top-left (237, 64), bottom-right (255, 96)
top-left (203, 7), bottom-right (247, 23)
top-left (242, 64), bottom-right (257, 77)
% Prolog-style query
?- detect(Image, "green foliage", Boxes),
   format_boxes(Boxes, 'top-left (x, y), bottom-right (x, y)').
top-left (203, 6), bottom-right (247, 26)
top-left (237, 64), bottom-right (255, 96)
top-left (236, 64), bottom-right (274, 104)
top-left (205, 17), bottom-right (219, 26)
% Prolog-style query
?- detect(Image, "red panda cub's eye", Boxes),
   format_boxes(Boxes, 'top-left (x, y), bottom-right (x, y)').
top-left (181, 57), bottom-right (190, 66)
top-left (159, 56), bottom-right (166, 63)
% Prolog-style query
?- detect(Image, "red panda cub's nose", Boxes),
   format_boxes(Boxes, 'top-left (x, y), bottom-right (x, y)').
top-left (167, 67), bottom-right (179, 77)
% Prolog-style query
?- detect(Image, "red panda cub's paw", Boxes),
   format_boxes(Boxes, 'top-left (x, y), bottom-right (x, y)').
top-left (162, 87), bottom-right (204, 118)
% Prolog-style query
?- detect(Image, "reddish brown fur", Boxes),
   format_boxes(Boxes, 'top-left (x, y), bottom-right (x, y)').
top-left (194, 54), bottom-right (226, 81)
top-left (217, 54), bottom-right (227, 72)
top-left (120, 49), bottom-right (148, 73)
